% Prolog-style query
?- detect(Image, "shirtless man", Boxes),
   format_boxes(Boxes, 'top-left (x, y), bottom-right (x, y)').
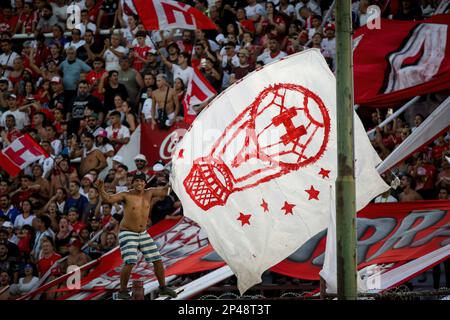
top-left (399, 174), bottom-right (423, 202)
top-left (65, 238), bottom-right (91, 276)
top-left (151, 74), bottom-right (179, 129)
top-left (96, 173), bottom-right (177, 299)
top-left (70, 132), bottom-right (107, 176)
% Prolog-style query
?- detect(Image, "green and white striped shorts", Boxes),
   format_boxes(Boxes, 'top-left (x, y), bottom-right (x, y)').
top-left (118, 230), bottom-right (162, 265)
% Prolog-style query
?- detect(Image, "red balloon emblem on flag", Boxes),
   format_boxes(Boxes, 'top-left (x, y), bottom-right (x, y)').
top-left (183, 83), bottom-right (331, 210)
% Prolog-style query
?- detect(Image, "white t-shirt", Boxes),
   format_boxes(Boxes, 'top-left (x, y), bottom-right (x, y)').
top-left (278, 4), bottom-right (295, 17)
top-left (171, 64), bottom-right (194, 86)
top-left (104, 46), bottom-right (129, 71)
top-left (14, 214), bottom-right (35, 229)
top-left (245, 4), bottom-right (266, 20)
top-left (0, 51), bottom-right (19, 69)
top-left (51, 3), bottom-right (68, 23)
top-left (0, 109), bottom-right (30, 130)
top-left (18, 277), bottom-right (39, 294)
top-left (106, 125), bottom-right (130, 140)
top-left (78, 22), bottom-right (97, 36)
top-left (295, 0), bottom-right (322, 19)
top-left (142, 97), bottom-right (153, 120)
top-left (374, 195), bottom-right (398, 203)
top-left (257, 50), bottom-right (287, 65)
top-left (322, 37), bottom-right (336, 57)
top-left (51, 139), bottom-right (63, 156)
top-left (65, 40), bottom-right (86, 51)
top-left (98, 143), bottom-right (114, 156)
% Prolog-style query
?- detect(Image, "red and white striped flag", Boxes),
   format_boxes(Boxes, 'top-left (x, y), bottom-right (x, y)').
top-left (0, 134), bottom-right (49, 177)
top-left (183, 68), bottom-right (217, 125)
top-left (133, 0), bottom-right (217, 30)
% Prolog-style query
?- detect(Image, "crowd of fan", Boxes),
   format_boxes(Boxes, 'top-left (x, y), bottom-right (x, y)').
top-left (0, 0), bottom-right (448, 300)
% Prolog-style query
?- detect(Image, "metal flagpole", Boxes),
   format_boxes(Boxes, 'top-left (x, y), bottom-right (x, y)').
top-left (335, 0), bottom-right (357, 299)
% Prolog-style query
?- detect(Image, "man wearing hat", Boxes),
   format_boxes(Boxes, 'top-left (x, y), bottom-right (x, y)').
top-left (63, 237), bottom-right (90, 274)
top-left (129, 154), bottom-right (151, 179)
top-left (96, 174), bottom-right (177, 299)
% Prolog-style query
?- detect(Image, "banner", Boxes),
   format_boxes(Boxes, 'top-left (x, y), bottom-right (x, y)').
top-left (133, 0), bottom-right (217, 31)
top-left (160, 201), bottom-right (450, 281)
top-left (272, 200), bottom-right (450, 279)
top-left (0, 134), bottom-right (49, 177)
top-left (140, 121), bottom-right (190, 166)
top-left (354, 14), bottom-right (450, 107)
top-left (170, 49), bottom-right (387, 294)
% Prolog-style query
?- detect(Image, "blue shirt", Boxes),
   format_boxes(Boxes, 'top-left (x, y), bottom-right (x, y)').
top-left (0, 205), bottom-right (20, 224)
top-left (64, 195), bottom-right (89, 215)
top-left (60, 59), bottom-right (91, 91)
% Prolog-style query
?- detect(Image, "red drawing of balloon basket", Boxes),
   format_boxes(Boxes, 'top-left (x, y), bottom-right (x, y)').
top-left (183, 83), bottom-right (331, 211)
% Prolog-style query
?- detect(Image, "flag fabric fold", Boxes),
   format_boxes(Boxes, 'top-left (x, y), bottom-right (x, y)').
top-left (133, 0), bottom-right (217, 31)
top-left (183, 67), bottom-right (217, 125)
top-left (171, 49), bottom-right (388, 294)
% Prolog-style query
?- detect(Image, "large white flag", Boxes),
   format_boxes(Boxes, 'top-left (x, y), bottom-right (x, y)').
top-left (170, 50), bottom-right (388, 294)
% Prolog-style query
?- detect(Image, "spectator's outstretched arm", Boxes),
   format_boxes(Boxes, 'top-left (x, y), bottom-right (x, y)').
top-left (95, 150), bottom-right (107, 173)
top-left (96, 180), bottom-right (126, 203)
top-left (148, 185), bottom-right (170, 202)
top-left (96, 10), bottom-right (105, 33)
top-left (97, 71), bottom-right (109, 94)
top-left (157, 49), bottom-right (173, 71)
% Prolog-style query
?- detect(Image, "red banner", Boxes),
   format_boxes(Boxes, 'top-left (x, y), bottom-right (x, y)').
top-left (164, 201), bottom-right (450, 280)
top-left (133, 0), bottom-right (217, 31)
top-left (140, 121), bottom-right (190, 165)
top-left (22, 201), bottom-right (450, 299)
top-left (354, 14), bottom-right (450, 107)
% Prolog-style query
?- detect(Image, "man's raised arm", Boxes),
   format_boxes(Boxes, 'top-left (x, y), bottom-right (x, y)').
top-left (96, 180), bottom-right (126, 203)
top-left (148, 185), bottom-right (170, 202)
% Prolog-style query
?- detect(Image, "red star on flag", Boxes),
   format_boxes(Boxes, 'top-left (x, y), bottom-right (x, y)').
top-left (319, 168), bottom-right (330, 179)
top-left (261, 199), bottom-right (269, 213)
top-left (237, 212), bottom-right (251, 226)
top-left (305, 186), bottom-right (320, 200)
top-left (281, 201), bottom-right (295, 215)
top-left (178, 149), bottom-right (184, 159)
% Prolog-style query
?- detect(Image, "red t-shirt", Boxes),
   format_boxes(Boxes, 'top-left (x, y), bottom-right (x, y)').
top-left (17, 11), bottom-right (38, 34)
top-left (38, 252), bottom-right (62, 276)
top-left (101, 214), bottom-right (112, 227)
top-left (432, 144), bottom-right (448, 160)
top-left (176, 40), bottom-right (193, 55)
top-left (239, 19), bottom-right (255, 34)
top-left (0, 14), bottom-right (19, 33)
top-left (71, 221), bottom-right (87, 235)
top-left (86, 69), bottom-right (107, 101)
top-left (132, 45), bottom-right (151, 72)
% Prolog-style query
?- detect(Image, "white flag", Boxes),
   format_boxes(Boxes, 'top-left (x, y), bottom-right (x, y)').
top-left (170, 49), bottom-right (389, 294)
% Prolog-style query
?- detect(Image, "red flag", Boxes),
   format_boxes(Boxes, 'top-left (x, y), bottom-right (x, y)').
top-left (133, 0), bottom-right (217, 30)
top-left (182, 68), bottom-right (217, 124)
top-left (0, 134), bottom-right (49, 177)
top-left (354, 14), bottom-right (450, 107)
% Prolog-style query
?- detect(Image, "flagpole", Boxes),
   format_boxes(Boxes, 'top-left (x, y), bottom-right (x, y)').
top-left (335, 0), bottom-right (357, 299)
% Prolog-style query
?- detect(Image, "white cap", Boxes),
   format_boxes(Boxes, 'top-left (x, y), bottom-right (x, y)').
top-left (112, 155), bottom-right (124, 164)
top-left (2, 221), bottom-right (13, 229)
top-left (215, 34), bottom-right (226, 44)
top-left (82, 174), bottom-right (94, 183)
top-left (134, 154), bottom-right (147, 162)
top-left (51, 76), bottom-right (62, 84)
top-left (153, 163), bottom-right (164, 172)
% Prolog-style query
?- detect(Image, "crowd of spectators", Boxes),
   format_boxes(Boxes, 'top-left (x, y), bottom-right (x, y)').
top-left (0, 0), bottom-right (448, 300)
